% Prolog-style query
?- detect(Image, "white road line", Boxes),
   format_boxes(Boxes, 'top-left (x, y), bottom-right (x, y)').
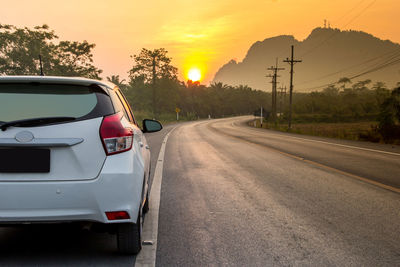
top-left (135, 127), bottom-right (177, 267)
top-left (240, 120), bottom-right (400, 157)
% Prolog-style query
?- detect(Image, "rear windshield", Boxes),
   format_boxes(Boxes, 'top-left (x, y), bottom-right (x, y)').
top-left (0, 83), bottom-right (113, 122)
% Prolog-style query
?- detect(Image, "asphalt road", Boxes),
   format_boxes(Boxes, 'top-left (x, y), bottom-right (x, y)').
top-left (153, 116), bottom-right (400, 266)
top-left (0, 123), bottom-right (176, 267)
top-left (0, 117), bottom-right (399, 266)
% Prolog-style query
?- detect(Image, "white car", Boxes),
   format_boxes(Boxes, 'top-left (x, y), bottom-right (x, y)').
top-left (0, 76), bottom-right (162, 254)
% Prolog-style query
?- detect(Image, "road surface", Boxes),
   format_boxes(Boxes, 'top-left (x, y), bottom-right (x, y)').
top-left (0, 116), bottom-right (399, 266)
top-left (150, 116), bottom-right (400, 266)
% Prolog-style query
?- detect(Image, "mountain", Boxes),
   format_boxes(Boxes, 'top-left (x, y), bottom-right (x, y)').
top-left (213, 28), bottom-right (400, 91)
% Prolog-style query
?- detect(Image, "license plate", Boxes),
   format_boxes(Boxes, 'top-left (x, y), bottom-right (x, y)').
top-left (0, 149), bottom-right (50, 173)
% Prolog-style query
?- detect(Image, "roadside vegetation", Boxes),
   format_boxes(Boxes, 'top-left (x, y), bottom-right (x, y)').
top-left (1, 24), bottom-right (399, 142)
top-left (254, 82), bottom-right (400, 144)
top-left (253, 120), bottom-right (379, 141)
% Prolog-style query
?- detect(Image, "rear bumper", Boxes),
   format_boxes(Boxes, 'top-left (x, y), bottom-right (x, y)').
top-left (0, 153), bottom-right (145, 224)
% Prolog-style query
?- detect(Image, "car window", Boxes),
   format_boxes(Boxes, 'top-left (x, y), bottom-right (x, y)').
top-left (109, 89), bottom-right (131, 121)
top-left (0, 83), bottom-right (112, 122)
top-left (116, 90), bottom-right (137, 125)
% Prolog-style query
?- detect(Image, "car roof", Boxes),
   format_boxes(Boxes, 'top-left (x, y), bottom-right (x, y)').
top-left (0, 76), bottom-right (117, 91)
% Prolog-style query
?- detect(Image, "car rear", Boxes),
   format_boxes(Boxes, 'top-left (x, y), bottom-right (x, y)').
top-left (0, 77), bottom-right (148, 254)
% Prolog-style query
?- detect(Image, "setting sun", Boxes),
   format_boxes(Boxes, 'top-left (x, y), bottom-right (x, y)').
top-left (188, 68), bottom-right (201, 82)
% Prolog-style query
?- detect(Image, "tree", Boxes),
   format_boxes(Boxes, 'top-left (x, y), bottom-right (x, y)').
top-left (128, 48), bottom-right (177, 83)
top-left (352, 79), bottom-right (371, 91)
top-left (107, 75), bottom-right (127, 90)
top-left (209, 82), bottom-right (229, 91)
top-left (372, 82), bottom-right (390, 107)
top-left (323, 85), bottom-right (339, 96)
top-left (128, 48), bottom-right (178, 117)
top-left (0, 24), bottom-right (55, 75)
top-left (51, 41), bottom-right (102, 79)
top-left (338, 77), bottom-right (351, 90)
top-left (378, 87), bottom-right (400, 141)
top-left (0, 24), bottom-right (102, 79)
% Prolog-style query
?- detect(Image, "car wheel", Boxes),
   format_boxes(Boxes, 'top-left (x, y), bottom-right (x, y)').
top-left (117, 209), bottom-right (143, 254)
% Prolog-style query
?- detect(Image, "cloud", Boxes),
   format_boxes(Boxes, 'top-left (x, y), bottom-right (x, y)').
top-left (155, 15), bottom-right (233, 45)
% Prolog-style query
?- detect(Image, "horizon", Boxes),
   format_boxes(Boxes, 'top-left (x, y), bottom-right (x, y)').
top-left (1, 0), bottom-right (399, 84)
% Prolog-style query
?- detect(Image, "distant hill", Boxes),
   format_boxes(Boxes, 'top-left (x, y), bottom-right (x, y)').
top-left (213, 28), bottom-right (400, 91)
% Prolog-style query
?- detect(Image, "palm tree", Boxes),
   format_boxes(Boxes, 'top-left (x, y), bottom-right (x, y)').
top-left (106, 75), bottom-right (127, 90)
top-left (338, 77), bottom-right (351, 90)
top-left (209, 82), bottom-right (230, 91)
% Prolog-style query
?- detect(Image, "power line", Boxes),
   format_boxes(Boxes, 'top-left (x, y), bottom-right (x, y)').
top-left (349, 58), bottom-right (400, 80)
top-left (300, 54), bottom-right (400, 91)
top-left (257, 1), bottom-right (375, 66)
top-left (297, 48), bottom-right (400, 86)
top-left (299, 0), bottom-right (377, 57)
top-left (356, 50), bottom-right (400, 75)
top-left (333, 0), bottom-right (367, 25)
top-left (267, 0), bottom-right (382, 94)
top-left (341, 0), bottom-right (377, 29)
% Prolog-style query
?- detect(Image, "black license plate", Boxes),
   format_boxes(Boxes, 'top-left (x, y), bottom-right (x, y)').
top-left (0, 149), bottom-right (50, 173)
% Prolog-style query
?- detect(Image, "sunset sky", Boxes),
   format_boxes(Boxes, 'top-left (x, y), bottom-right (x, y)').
top-left (1, 0), bottom-right (399, 84)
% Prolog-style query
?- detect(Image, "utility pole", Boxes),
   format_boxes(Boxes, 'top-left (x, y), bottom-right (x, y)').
top-left (284, 45), bottom-right (302, 129)
top-left (278, 85), bottom-right (287, 117)
top-left (39, 54), bottom-right (44, 76)
top-left (265, 72), bottom-right (274, 120)
top-left (266, 59), bottom-right (284, 123)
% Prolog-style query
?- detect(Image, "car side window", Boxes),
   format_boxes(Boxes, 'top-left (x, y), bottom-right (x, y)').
top-left (109, 90), bottom-right (130, 120)
top-left (116, 90), bottom-right (137, 125)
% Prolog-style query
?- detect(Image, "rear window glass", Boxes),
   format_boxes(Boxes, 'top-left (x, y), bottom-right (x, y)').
top-left (0, 84), bottom-right (99, 122)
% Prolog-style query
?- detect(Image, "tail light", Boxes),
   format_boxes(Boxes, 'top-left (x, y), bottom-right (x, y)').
top-left (100, 113), bottom-right (133, 155)
top-left (106, 211), bottom-right (130, 220)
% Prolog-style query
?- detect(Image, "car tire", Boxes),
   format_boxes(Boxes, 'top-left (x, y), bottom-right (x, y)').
top-left (117, 210), bottom-right (143, 254)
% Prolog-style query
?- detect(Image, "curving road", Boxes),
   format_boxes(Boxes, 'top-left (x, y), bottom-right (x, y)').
top-left (0, 116), bottom-right (399, 266)
top-left (149, 116), bottom-right (400, 266)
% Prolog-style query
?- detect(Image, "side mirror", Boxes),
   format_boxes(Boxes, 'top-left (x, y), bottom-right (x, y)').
top-left (143, 119), bottom-right (163, 133)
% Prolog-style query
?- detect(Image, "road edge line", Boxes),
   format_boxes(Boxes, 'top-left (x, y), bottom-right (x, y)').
top-left (209, 122), bottom-right (400, 194)
top-left (242, 119), bottom-right (400, 156)
top-left (135, 126), bottom-right (177, 267)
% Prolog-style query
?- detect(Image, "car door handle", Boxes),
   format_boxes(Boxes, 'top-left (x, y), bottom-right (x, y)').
top-left (145, 145), bottom-right (150, 150)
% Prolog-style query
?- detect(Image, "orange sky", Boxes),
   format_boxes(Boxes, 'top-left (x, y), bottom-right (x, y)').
top-left (1, 0), bottom-right (399, 84)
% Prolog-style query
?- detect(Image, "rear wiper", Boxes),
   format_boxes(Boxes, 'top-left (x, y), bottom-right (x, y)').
top-left (0, 117), bottom-right (76, 131)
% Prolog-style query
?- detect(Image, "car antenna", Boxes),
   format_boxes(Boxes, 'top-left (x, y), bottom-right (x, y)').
top-left (39, 54), bottom-right (44, 76)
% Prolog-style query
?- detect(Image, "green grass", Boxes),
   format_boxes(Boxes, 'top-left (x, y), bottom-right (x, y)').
top-left (287, 122), bottom-right (378, 141)
top-left (251, 119), bottom-right (381, 142)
